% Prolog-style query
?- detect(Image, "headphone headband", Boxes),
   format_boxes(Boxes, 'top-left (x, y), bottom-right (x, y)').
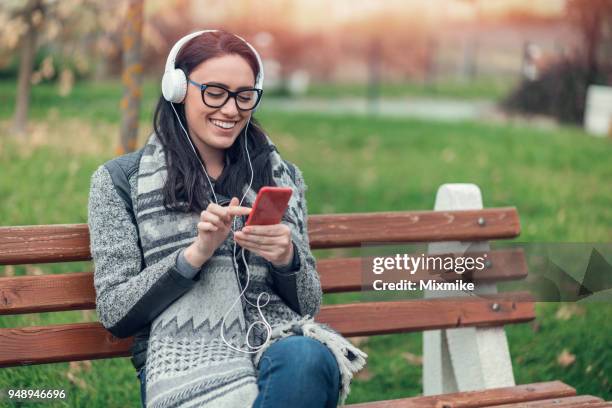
top-left (164, 29), bottom-right (264, 90)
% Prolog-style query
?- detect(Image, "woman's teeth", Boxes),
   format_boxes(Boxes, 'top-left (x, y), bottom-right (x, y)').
top-left (210, 119), bottom-right (236, 129)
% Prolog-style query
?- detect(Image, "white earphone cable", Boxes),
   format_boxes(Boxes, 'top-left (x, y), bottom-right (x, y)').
top-left (170, 102), bottom-right (273, 353)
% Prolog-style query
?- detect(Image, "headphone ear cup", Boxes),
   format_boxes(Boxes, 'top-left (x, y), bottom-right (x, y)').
top-left (162, 69), bottom-right (188, 103)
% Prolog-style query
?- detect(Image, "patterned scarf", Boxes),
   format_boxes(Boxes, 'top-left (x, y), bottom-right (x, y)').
top-left (137, 132), bottom-right (367, 407)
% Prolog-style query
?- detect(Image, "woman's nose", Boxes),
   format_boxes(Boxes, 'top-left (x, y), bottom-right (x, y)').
top-left (220, 98), bottom-right (240, 117)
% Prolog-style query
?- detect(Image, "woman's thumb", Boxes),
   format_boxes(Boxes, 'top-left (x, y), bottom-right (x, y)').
top-left (229, 197), bottom-right (239, 207)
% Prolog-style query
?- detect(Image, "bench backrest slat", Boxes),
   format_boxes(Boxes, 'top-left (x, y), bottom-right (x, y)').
top-left (0, 292), bottom-right (533, 368)
top-left (308, 207), bottom-right (520, 248)
top-left (0, 249), bottom-right (527, 314)
top-left (0, 224), bottom-right (91, 265)
top-left (0, 208), bottom-right (520, 265)
top-left (0, 272), bottom-right (95, 314)
top-left (321, 248), bottom-right (527, 293)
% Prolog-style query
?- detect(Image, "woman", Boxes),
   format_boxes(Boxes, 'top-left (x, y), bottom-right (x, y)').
top-left (88, 30), bottom-right (367, 408)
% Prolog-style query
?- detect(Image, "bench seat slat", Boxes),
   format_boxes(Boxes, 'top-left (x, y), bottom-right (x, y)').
top-left (344, 381), bottom-right (576, 408)
top-left (0, 248), bottom-right (527, 314)
top-left (0, 208), bottom-right (519, 265)
top-left (0, 293), bottom-right (533, 367)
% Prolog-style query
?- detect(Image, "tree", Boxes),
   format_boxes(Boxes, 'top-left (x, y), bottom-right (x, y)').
top-left (566, 0), bottom-right (612, 85)
top-left (0, 0), bottom-right (125, 137)
top-left (503, 1), bottom-right (612, 124)
top-left (8, 0), bottom-right (44, 136)
top-left (118, 0), bottom-right (144, 155)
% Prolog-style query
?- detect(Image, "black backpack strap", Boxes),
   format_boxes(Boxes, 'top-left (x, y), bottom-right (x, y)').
top-left (104, 147), bottom-right (146, 267)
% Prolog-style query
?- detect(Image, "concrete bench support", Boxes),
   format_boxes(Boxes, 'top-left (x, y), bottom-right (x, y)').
top-left (423, 183), bottom-right (516, 395)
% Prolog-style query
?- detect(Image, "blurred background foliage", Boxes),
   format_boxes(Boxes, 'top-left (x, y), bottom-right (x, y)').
top-left (1, 0), bottom-right (611, 130)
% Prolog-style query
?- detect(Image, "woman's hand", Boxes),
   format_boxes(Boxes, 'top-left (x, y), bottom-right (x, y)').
top-left (186, 197), bottom-right (251, 267)
top-left (233, 223), bottom-right (294, 268)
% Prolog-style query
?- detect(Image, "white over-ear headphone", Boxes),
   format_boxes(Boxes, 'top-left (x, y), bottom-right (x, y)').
top-left (161, 29), bottom-right (265, 105)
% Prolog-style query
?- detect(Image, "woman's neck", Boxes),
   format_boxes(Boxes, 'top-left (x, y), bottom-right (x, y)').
top-left (207, 160), bottom-right (224, 180)
top-left (188, 131), bottom-right (226, 179)
top-left (202, 151), bottom-right (225, 179)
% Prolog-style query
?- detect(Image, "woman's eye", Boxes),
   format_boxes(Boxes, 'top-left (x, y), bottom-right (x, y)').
top-left (205, 91), bottom-right (224, 98)
top-left (238, 96), bottom-right (252, 102)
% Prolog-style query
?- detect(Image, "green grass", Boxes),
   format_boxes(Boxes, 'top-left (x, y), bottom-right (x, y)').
top-left (0, 79), bottom-right (162, 124)
top-left (0, 80), bottom-right (611, 406)
top-left (302, 77), bottom-right (516, 100)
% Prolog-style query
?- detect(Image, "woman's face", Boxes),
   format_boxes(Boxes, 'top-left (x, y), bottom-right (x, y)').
top-left (183, 54), bottom-right (256, 159)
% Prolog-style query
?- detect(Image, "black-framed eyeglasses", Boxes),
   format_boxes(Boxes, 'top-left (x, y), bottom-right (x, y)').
top-left (187, 79), bottom-right (263, 111)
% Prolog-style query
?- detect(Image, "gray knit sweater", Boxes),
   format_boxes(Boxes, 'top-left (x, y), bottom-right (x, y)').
top-left (88, 158), bottom-right (316, 372)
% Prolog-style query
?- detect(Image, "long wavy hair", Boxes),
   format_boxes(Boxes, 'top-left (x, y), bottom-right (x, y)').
top-left (153, 30), bottom-right (276, 214)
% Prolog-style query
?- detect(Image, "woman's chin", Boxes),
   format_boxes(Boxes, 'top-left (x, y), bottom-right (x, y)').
top-left (209, 133), bottom-right (239, 149)
top-left (201, 126), bottom-right (237, 143)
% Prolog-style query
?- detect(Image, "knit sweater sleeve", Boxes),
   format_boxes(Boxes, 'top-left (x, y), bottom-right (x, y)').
top-left (270, 163), bottom-right (322, 318)
top-left (88, 164), bottom-right (200, 339)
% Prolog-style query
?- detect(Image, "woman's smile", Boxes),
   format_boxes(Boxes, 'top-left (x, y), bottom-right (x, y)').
top-left (209, 117), bottom-right (239, 136)
top-left (210, 118), bottom-right (236, 129)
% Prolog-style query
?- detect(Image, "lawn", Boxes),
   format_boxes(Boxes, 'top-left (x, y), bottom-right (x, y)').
top-left (301, 76), bottom-right (516, 100)
top-left (0, 80), bottom-right (611, 407)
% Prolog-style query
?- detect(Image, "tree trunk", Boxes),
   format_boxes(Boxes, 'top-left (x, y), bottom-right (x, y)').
top-left (118, 0), bottom-right (144, 155)
top-left (11, 0), bottom-right (42, 137)
top-left (583, 4), bottom-right (602, 85)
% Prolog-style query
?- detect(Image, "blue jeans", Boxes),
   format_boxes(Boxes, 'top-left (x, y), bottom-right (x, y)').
top-left (137, 335), bottom-right (341, 408)
top-left (136, 365), bottom-right (146, 408)
top-left (252, 335), bottom-right (341, 408)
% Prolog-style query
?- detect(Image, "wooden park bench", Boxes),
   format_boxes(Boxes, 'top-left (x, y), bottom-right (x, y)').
top-left (1, 183), bottom-right (609, 407)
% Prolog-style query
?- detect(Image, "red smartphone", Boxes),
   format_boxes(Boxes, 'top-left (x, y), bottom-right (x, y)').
top-left (245, 187), bottom-right (293, 226)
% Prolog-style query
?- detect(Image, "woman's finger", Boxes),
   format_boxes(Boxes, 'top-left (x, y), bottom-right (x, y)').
top-left (205, 204), bottom-right (231, 224)
top-left (236, 244), bottom-right (280, 264)
top-left (235, 239), bottom-right (269, 255)
top-left (253, 249), bottom-right (277, 260)
top-left (241, 224), bottom-right (287, 237)
top-left (204, 203), bottom-right (224, 216)
top-left (234, 236), bottom-right (268, 251)
top-left (234, 231), bottom-right (283, 247)
top-left (197, 221), bottom-right (218, 232)
top-left (227, 206), bottom-right (252, 217)
top-left (202, 212), bottom-right (224, 228)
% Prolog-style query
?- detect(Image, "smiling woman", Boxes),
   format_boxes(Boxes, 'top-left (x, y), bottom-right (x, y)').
top-left (87, 29), bottom-right (367, 408)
